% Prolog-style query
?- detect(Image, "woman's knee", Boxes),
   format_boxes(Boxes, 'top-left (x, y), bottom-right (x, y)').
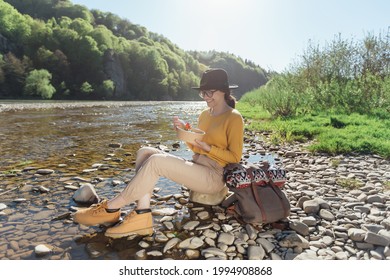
top-left (136, 147), bottom-right (159, 161)
top-left (135, 147), bottom-right (160, 170)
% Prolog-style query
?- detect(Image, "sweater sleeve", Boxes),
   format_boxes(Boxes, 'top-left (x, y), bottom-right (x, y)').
top-left (208, 113), bottom-right (244, 164)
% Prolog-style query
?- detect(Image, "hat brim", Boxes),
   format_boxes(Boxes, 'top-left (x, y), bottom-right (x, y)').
top-left (191, 84), bottom-right (238, 90)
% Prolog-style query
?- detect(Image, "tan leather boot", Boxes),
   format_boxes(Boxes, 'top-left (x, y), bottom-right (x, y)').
top-left (105, 210), bottom-right (154, 238)
top-left (73, 200), bottom-right (120, 226)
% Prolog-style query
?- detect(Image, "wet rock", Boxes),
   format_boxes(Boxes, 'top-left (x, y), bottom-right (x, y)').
top-left (201, 247), bottom-right (227, 259)
top-left (34, 244), bottom-right (52, 257)
top-left (135, 249), bottom-right (147, 260)
top-left (183, 221), bottom-right (200, 230)
top-left (185, 249), bottom-right (200, 259)
top-left (147, 250), bottom-right (163, 257)
top-left (154, 231), bottom-right (169, 243)
top-left (108, 143), bottom-right (122, 148)
top-left (163, 237), bottom-right (181, 253)
top-left (152, 208), bottom-right (178, 216)
top-left (32, 186), bottom-right (50, 193)
top-left (32, 210), bottom-right (55, 221)
top-left (35, 169), bottom-right (55, 175)
top-left (178, 237), bottom-right (204, 249)
top-left (72, 183), bottom-right (99, 204)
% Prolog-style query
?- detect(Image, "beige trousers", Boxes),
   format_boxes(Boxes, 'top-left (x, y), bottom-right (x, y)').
top-left (112, 147), bottom-right (225, 207)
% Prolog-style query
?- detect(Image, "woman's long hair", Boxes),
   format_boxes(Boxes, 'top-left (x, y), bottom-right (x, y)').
top-left (223, 89), bottom-right (237, 108)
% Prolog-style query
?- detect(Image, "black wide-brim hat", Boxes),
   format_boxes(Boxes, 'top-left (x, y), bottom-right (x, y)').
top-left (192, 68), bottom-right (238, 91)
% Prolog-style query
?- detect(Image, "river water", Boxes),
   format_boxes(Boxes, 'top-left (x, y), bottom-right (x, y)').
top-left (0, 101), bottom-right (204, 171)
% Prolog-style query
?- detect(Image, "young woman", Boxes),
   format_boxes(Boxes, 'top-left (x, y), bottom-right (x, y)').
top-left (73, 68), bottom-right (244, 238)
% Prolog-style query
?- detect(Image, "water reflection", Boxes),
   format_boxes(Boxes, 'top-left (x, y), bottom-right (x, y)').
top-left (0, 101), bottom-right (204, 171)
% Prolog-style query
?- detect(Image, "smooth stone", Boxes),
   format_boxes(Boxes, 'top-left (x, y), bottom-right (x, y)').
top-left (247, 246), bottom-right (265, 260)
top-left (279, 233), bottom-right (310, 249)
top-left (72, 183), bottom-right (99, 204)
top-left (183, 221), bottom-right (200, 230)
top-left (178, 237), bottom-right (204, 249)
top-left (36, 169), bottom-right (54, 175)
top-left (163, 238), bottom-right (181, 253)
top-left (218, 232), bottom-right (235, 245)
top-left (152, 208), bottom-right (178, 216)
top-left (348, 228), bottom-right (366, 241)
top-left (34, 244), bottom-right (52, 257)
top-left (364, 232), bottom-right (390, 246)
top-left (201, 247), bottom-right (227, 258)
top-left (289, 221), bottom-right (310, 236)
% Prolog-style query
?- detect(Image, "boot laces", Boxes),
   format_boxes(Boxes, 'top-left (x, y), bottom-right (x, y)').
top-left (90, 201), bottom-right (106, 214)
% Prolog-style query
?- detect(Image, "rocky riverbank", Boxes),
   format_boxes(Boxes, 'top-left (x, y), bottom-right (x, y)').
top-left (1, 129), bottom-right (389, 260)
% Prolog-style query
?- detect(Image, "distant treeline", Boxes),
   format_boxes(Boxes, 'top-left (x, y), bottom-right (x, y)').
top-left (0, 0), bottom-right (268, 100)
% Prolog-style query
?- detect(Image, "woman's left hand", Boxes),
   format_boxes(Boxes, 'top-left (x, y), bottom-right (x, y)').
top-left (194, 139), bottom-right (211, 152)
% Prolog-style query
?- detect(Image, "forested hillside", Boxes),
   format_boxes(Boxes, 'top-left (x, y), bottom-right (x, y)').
top-left (0, 0), bottom-right (268, 100)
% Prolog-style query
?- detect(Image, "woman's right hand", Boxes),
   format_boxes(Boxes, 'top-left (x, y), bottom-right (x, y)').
top-left (173, 116), bottom-right (185, 130)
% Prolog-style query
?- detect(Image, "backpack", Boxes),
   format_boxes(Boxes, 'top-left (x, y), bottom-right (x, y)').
top-left (221, 161), bottom-right (290, 225)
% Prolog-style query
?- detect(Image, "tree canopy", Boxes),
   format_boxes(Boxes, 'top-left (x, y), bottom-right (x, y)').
top-left (0, 0), bottom-right (268, 100)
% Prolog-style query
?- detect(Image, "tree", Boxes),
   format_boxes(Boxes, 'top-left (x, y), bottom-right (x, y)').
top-left (99, 79), bottom-right (114, 98)
top-left (80, 81), bottom-right (93, 95)
top-left (2, 52), bottom-right (26, 98)
top-left (24, 69), bottom-right (56, 99)
top-left (89, 24), bottom-right (115, 51)
top-left (0, 0), bottom-right (31, 43)
top-left (69, 18), bottom-right (93, 36)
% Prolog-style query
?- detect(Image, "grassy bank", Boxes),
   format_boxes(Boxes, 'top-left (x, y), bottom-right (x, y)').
top-left (236, 102), bottom-right (390, 159)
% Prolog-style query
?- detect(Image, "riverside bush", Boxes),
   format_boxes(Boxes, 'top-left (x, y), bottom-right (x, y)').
top-left (241, 31), bottom-right (390, 118)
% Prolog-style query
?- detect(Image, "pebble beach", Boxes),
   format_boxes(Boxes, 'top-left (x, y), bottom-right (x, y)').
top-left (1, 130), bottom-right (389, 260)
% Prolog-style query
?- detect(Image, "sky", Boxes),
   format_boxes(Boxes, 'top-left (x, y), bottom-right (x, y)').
top-left (71, 0), bottom-right (389, 72)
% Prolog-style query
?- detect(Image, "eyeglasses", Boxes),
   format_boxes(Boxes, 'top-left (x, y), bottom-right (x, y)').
top-left (199, 90), bottom-right (218, 98)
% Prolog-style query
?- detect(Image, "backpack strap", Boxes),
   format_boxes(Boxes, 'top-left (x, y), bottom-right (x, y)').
top-left (247, 166), bottom-right (267, 222)
top-left (226, 205), bottom-right (245, 224)
top-left (268, 180), bottom-right (290, 219)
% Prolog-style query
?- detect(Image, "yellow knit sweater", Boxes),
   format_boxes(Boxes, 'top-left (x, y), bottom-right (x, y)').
top-left (188, 108), bottom-right (244, 167)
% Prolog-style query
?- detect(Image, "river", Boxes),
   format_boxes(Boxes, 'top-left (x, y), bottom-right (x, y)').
top-left (0, 101), bottom-right (205, 171)
top-left (0, 101), bottom-right (210, 260)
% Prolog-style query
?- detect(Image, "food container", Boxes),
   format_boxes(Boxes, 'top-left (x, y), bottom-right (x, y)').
top-left (175, 126), bottom-right (205, 145)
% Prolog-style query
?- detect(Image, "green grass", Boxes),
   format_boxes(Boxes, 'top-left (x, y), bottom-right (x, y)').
top-left (237, 103), bottom-right (390, 158)
top-left (336, 178), bottom-right (365, 189)
top-left (236, 101), bottom-right (271, 120)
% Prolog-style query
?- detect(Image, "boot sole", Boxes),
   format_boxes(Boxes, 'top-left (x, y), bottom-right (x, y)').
top-left (104, 227), bottom-right (154, 239)
top-left (74, 219), bottom-right (120, 227)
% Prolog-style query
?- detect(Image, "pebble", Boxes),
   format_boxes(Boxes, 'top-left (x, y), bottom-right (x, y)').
top-left (247, 246), bottom-right (265, 260)
top-left (34, 244), bottom-right (52, 257)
